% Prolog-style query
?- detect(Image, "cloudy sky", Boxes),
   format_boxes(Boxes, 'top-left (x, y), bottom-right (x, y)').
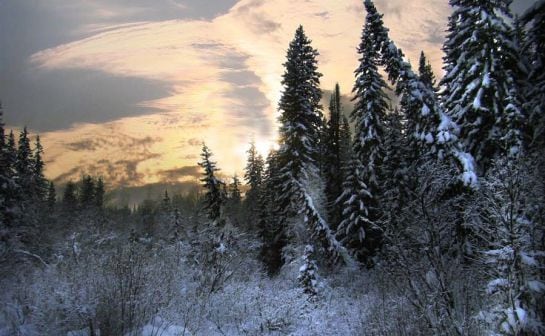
top-left (0, 0), bottom-right (536, 188)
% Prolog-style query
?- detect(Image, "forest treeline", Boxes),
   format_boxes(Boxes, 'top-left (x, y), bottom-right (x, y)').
top-left (0, 0), bottom-right (544, 335)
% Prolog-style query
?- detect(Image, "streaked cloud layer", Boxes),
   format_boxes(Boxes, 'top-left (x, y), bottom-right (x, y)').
top-left (2, 0), bottom-right (533, 188)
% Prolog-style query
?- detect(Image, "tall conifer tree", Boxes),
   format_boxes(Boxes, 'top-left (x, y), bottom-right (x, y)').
top-left (258, 151), bottom-right (286, 274)
top-left (16, 127), bottom-right (33, 195)
top-left (441, 0), bottom-right (524, 171)
top-left (198, 143), bottom-right (225, 223)
top-left (336, 156), bottom-right (381, 263)
top-left (521, 1), bottom-right (545, 150)
top-left (364, 0), bottom-right (477, 188)
top-left (418, 51), bottom-right (436, 91)
top-left (276, 25), bottom-right (323, 220)
top-left (243, 140), bottom-right (264, 209)
top-left (351, 0), bottom-right (390, 204)
top-left (32, 135), bottom-right (47, 200)
top-left (324, 84), bottom-right (344, 229)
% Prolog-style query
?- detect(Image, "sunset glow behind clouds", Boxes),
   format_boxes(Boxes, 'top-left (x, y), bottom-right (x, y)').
top-left (4, 0), bottom-right (472, 187)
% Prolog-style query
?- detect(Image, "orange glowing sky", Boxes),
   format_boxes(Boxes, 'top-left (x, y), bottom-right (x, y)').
top-left (1, 0), bottom-right (535, 189)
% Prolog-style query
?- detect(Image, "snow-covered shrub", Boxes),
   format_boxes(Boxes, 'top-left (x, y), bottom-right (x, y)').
top-left (379, 161), bottom-right (484, 335)
top-left (298, 245), bottom-right (319, 298)
top-left (475, 159), bottom-right (545, 335)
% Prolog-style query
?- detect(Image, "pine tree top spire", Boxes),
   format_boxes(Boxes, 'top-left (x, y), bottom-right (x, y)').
top-left (198, 142), bottom-right (225, 223)
top-left (278, 25), bottom-right (323, 181)
top-left (418, 51), bottom-right (436, 90)
top-left (351, 0), bottom-right (390, 196)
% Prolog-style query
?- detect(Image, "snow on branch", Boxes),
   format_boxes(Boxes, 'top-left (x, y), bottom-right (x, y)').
top-left (364, 0), bottom-right (478, 189)
top-left (293, 179), bottom-right (356, 267)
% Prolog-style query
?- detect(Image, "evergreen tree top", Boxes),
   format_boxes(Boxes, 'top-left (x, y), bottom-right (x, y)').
top-left (277, 25), bottom-right (323, 180)
top-left (198, 143), bottom-right (220, 181)
top-left (244, 140), bottom-right (264, 190)
top-left (441, 0), bottom-right (523, 169)
top-left (418, 51), bottom-right (436, 90)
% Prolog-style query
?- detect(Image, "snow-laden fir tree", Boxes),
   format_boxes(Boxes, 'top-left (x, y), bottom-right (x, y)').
top-left (1, 129), bottom-right (18, 227)
top-left (381, 107), bottom-right (410, 227)
top-left (323, 84), bottom-right (344, 229)
top-left (198, 143), bottom-right (225, 224)
top-left (298, 245), bottom-right (318, 297)
top-left (351, 0), bottom-right (390, 227)
top-left (276, 25), bottom-right (323, 219)
top-left (6, 131), bottom-right (17, 177)
top-left (364, 0), bottom-right (477, 189)
top-left (16, 127), bottom-right (33, 196)
top-left (521, 1), bottom-right (545, 150)
top-left (317, 115), bottom-right (329, 176)
top-left (418, 51), bottom-right (437, 92)
top-left (335, 156), bottom-right (381, 263)
top-left (0, 103), bottom-right (14, 226)
top-left (276, 26), bottom-right (352, 265)
top-left (441, 0), bottom-right (525, 171)
top-left (32, 135), bottom-right (48, 200)
top-left (257, 150), bottom-right (286, 274)
top-left (243, 140), bottom-right (264, 208)
top-left (338, 115), bottom-right (352, 170)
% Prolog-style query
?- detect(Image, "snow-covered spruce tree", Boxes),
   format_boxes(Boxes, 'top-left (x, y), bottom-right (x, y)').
top-left (276, 25), bottom-right (323, 220)
top-left (198, 143), bottom-right (225, 224)
top-left (2, 130), bottom-right (19, 227)
top-left (32, 135), bottom-right (48, 201)
top-left (323, 84), bottom-right (344, 230)
top-left (364, 0), bottom-right (477, 189)
top-left (477, 159), bottom-right (544, 335)
top-left (6, 131), bottom-right (17, 178)
top-left (351, 0), bottom-right (390, 226)
top-left (338, 115), bottom-right (352, 170)
top-left (317, 115), bottom-right (329, 177)
top-left (257, 150), bottom-right (287, 274)
top-left (276, 26), bottom-right (351, 265)
top-left (381, 107), bottom-right (410, 229)
top-left (335, 156), bottom-right (381, 264)
top-left (0, 103), bottom-right (16, 227)
top-left (521, 1), bottom-right (545, 151)
top-left (298, 245), bottom-right (318, 297)
top-left (16, 127), bottom-right (33, 197)
top-left (243, 140), bottom-right (264, 209)
top-left (418, 51), bottom-right (437, 92)
top-left (441, 0), bottom-right (525, 172)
